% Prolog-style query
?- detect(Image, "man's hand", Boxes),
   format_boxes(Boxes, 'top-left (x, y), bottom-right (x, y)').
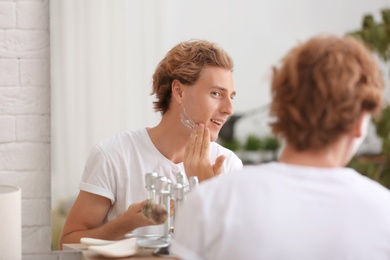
top-left (124, 200), bottom-right (158, 229)
top-left (184, 124), bottom-right (226, 182)
top-left (59, 194), bottom-right (169, 250)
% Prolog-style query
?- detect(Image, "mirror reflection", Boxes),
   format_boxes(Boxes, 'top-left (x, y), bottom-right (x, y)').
top-left (50, 0), bottom-right (389, 251)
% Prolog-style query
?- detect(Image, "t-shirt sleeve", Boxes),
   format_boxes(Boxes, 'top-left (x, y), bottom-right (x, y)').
top-left (78, 145), bottom-right (116, 204)
top-left (223, 150), bottom-right (243, 174)
top-left (210, 142), bottom-right (243, 175)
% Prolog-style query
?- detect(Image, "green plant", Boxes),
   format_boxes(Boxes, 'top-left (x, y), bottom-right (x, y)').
top-left (347, 8), bottom-right (390, 189)
top-left (372, 106), bottom-right (390, 188)
top-left (263, 136), bottom-right (280, 151)
top-left (348, 157), bottom-right (379, 178)
top-left (243, 134), bottom-right (263, 151)
top-left (219, 138), bottom-right (241, 151)
top-left (348, 8), bottom-right (390, 61)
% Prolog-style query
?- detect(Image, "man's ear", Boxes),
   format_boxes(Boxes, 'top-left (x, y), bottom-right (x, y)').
top-left (353, 113), bottom-right (364, 138)
top-left (353, 112), bottom-right (369, 138)
top-left (172, 79), bottom-right (183, 103)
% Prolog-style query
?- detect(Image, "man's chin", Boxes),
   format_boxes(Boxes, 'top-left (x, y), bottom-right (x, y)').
top-left (210, 133), bottom-right (219, 142)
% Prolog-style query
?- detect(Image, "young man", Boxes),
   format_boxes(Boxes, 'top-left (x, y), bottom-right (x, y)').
top-left (59, 40), bottom-right (243, 248)
top-left (171, 35), bottom-right (390, 260)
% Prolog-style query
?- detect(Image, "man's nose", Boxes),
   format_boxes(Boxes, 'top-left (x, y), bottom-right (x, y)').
top-left (222, 97), bottom-right (234, 116)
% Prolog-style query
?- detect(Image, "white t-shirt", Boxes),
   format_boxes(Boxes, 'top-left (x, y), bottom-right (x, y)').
top-left (78, 128), bottom-right (243, 235)
top-left (171, 162), bottom-right (390, 260)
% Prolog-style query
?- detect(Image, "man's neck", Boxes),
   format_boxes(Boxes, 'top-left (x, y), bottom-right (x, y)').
top-left (146, 116), bottom-right (191, 164)
top-left (278, 140), bottom-right (351, 168)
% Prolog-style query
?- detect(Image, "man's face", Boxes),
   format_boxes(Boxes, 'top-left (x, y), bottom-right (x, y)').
top-left (181, 66), bottom-right (236, 141)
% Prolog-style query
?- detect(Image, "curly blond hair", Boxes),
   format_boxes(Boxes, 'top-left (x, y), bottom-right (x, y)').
top-left (151, 39), bottom-right (233, 114)
top-left (270, 35), bottom-right (384, 151)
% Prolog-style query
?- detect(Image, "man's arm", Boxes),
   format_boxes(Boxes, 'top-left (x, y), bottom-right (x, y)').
top-left (59, 191), bottom-right (153, 249)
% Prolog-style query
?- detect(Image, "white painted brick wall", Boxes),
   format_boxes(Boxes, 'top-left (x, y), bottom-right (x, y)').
top-left (0, 59), bottom-right (19, 84)
top-left (0, 3), bottom-right (16, 29)
top-left (0, 116), bottom-right (15, 142)
top-left (0, 1), bottom-right (78, 259)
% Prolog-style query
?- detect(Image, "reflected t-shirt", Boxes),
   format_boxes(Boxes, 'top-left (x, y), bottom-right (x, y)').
top-left (78, 128), bottom-right (243, 235)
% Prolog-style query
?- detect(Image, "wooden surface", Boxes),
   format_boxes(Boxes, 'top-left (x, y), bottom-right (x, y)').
top-left (63, 243), bottom-right (176, 260)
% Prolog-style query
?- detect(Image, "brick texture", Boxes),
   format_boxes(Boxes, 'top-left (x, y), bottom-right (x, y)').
top-left (0, 0), bottom-right (76, 258)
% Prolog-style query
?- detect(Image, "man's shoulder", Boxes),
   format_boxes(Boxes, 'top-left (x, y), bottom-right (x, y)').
top-left (97, 128), bottom-right (145, 146)
top-left (210, 141), bottom-right (238, 157)
top-left (351, 172), bottom-right (390, 201)
top-left (93, 128), bottom-right (147, 156)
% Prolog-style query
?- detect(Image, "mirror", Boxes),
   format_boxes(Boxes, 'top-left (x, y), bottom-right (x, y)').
top-left (50, 0), bottom-right (389, 250)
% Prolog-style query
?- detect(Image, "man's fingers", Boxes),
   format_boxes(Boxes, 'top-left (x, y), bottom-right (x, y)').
top-left (130, 200), bottom-right (147, 213)
top-left (185, 125), bottom-right (198, 159)
top-left (212, 155), bottom-right (226, 176)
top-left (201, 126), bottom-right (210, 157)
top-left (193, 124), bottom-right (204, 156)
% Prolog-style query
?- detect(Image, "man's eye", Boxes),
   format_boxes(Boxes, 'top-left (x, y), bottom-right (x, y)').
top-left (211, 91), bottom-right (221, 97)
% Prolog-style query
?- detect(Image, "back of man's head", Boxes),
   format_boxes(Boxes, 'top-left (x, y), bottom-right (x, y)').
top-left (270, 35), bottom-right (384, 151)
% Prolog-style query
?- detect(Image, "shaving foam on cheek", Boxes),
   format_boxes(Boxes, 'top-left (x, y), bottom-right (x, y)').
top-left (180, 107), bottom-right (195, 130)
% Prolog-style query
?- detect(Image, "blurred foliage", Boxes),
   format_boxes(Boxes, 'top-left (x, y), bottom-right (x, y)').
top-left (347, 155), bottom-right (390, 188)
top-left (263, 136), bottom-right (280, 151)
top-left (243, 134), bottom-right (263, 151)
top-left (371, 106), bottom-right (390, 189)
top-left (348, 157), bottom-right (380, 179)
top-left (374, 106), bottom-right (390, 156)
top-left (219, 134), bottom-right (280, 152)
top-left (218, 134), bottom-right (280, 165)
top-left (348, 8), bottom-right (390, 61)
top-left (347, 8), bottom-right (390, 189)
top-left (219, 138), bottom-right (241, 151)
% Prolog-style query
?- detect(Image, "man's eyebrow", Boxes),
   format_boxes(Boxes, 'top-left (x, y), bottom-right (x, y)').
top-left (210, 86), bottom-right (236, 96)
